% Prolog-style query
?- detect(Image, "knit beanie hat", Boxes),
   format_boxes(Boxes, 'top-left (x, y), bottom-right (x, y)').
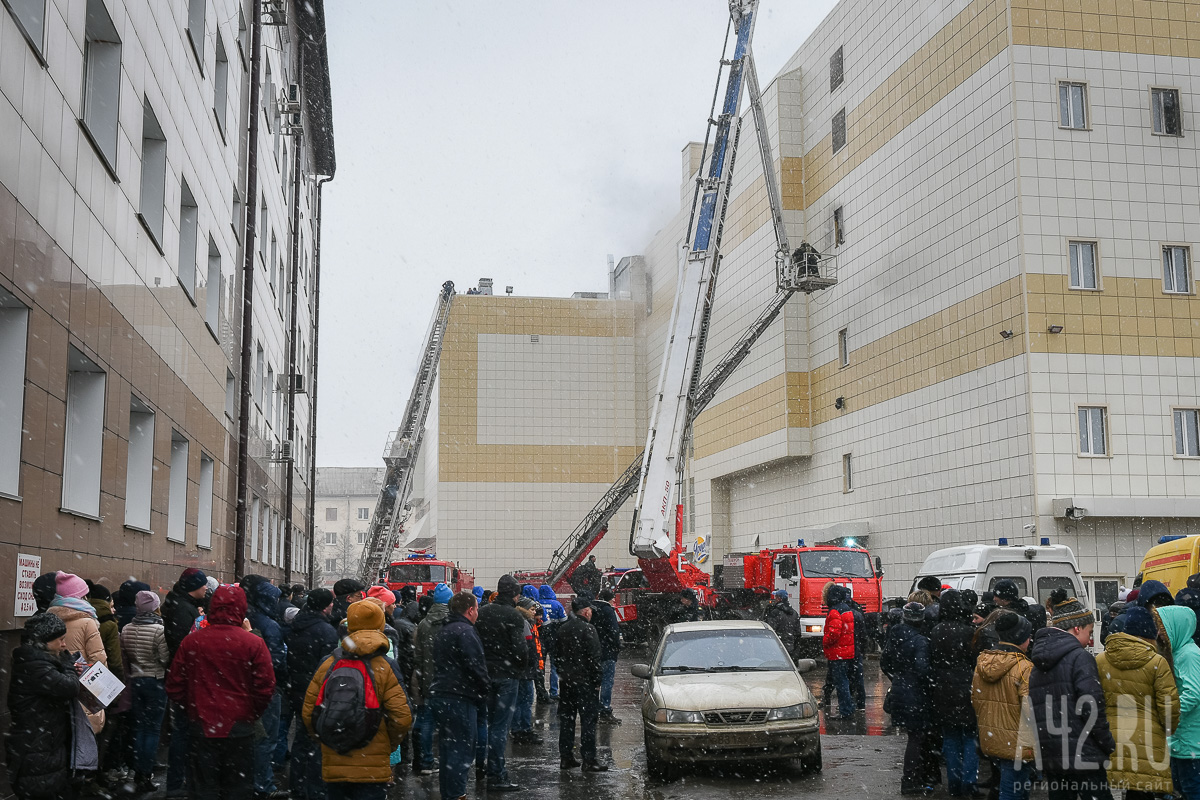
top-left (178, 568), bottom-right (208, 593)
top-left (497, 574), bottom-right (521, 600)
top-left (366, 585), bottom-right (396, 606)
top-left (994, 610), bottom-right (1032, 646)
top-left (284, 606), bottom-right (300, 624)
top-left (135, 590), bottom-right (161, 614)
top-left (86, 582), bottom-right (111, 601)
top-left (1122, 607), bottom-right (1159, 640)
top-left (55, 571), bottom-right (89, 599)
top-left (1049, 595), bottom-right (1093, 629)
top-left (902, 601), bottom-right (925, 623)
top-left (206, 576), bottom-right (219, 594)
top-left (432, 583), bottom-right (453, 604)
top-left (305, 588), bottom-right (334, 611)
top-left (346, 599), bottom-right (385, 633)
top-left (472, 585), bottom-right (485, 600)
top-left (993, 579), bottom-right (1021, 602)
top-left (33, 573), bottom-right (58, 609)
top-left (23, 613), bottom-right (67, 647)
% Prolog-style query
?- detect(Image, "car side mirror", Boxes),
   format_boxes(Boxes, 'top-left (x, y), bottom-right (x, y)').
top-left (794, 658), bottom-right (816, 674)
top-left (631, 663), bottom-right (653, 679)
top-left (875, 556), bottom-right (884, 576)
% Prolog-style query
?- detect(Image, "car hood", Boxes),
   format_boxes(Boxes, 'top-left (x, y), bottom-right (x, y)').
top-left (652, 670), bottom-right (811, 711)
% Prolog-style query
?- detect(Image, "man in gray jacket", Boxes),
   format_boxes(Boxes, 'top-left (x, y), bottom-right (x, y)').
top-left (412, 582), bottom-right (453, 775)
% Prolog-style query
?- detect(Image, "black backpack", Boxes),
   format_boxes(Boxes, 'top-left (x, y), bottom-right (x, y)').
top-left (311, 651), bottom-right (383, 755)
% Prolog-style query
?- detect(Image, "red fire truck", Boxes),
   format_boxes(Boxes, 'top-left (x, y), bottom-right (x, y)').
top-left (381, 552), bottom-right (474, 598)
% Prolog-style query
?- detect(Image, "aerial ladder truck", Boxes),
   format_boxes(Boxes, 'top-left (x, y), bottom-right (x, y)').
top-left (357, 281), bottom-right (458, 585)
top-left (517, 0), bottom-right (841, 625)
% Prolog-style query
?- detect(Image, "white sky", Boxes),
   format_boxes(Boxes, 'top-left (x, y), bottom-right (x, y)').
top-left (318, 1), bottom-right (839, 466)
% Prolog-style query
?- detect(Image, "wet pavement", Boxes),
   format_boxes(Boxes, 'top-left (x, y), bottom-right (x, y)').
top-left (392, 647), bottom-right (917, 800)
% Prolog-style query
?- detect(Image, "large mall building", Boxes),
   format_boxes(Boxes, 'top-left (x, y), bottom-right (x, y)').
top-left (409, 0), bottom-right (1200, 598)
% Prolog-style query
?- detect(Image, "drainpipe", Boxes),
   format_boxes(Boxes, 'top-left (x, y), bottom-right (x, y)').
top-left (234, 0), bottom-right (265, 581)
top-left (306, 176), bottom-right (332, 587)
top-left (283, 123), bottom-right (303, 584)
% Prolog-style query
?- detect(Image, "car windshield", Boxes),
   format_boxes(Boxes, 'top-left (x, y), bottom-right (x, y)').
top-left (388, 563), bottom-right (447, 583)
top-left (799, 550), bottom-right (873, 579)
top-left (658, 629), bottom-right (793, 673)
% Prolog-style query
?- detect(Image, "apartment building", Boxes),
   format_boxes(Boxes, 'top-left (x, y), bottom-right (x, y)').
top-left (313, 466), bottom-right (383, 587)
top-left (0, 0), bottom-right (334, 629)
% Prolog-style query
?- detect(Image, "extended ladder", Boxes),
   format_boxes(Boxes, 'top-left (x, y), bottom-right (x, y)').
top-left (358, 281), bottom-right (456, 583)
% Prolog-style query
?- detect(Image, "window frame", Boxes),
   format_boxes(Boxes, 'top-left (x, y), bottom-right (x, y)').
top-left (325, 507), bottom-right (338, 522)
top-left (357, 507), bottom-right (370, 521)
top-left (178, 178), bottom-right (199, 302)
top-left (124, 395), bottom-right (155, 532)
top-left (1162, 244), bottom-right (1192, 295)
top-left (1057, 80), bottom-right (1089, 131)
top-left (829, 45), bottom-right (844, 93)
top-left (62, 346), bottom-right (107, 519)
top-left (832, 108), bottom-right (847, 153)
top-left (833, 206), bottom-right (845, 247)
top-left (79, 0), bottom-right (123, 179)
top-left (186, 0), bottom-right (206, 71)
top-left (3, 0), bottom-right (48, 64)
top-left (0, 291), bottom-right (29, 499)
top-left (166, 430), bottom-right (189, 543)
top-left (325, 558), bottom-right (338, 574)
top-left (213, 34), bottom-right (230, 140)
top-left (1173, 407), bottom-right (1200, 459)
top-left (838, 327), bottom-right (850, 368)
top-left (1067, 239), bottom-right (1100, 291)
top-left (137, 98), bottom-right (168, 252)
top-left (1150, 86), bottom-right (1183, 137)
top-left (197, 453), bottom-right (214, 549)
top-left (842, 453), bottom-right (853, 493)
top-left (1077, 405), bottom-right (1110, 458)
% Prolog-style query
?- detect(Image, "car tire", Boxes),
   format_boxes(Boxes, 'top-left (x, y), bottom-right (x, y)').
top-left (801, 741), bottom-right (823, 774)
top-left (644, 736), bottom-right (675, 782)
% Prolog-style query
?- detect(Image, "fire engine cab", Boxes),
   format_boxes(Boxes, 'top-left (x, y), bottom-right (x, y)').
top-left (381, 551), bottom-right (474, 598)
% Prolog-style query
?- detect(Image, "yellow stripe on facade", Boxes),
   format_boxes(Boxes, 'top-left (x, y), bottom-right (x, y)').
top-left (1011, 0), bottom-right (1200, 58)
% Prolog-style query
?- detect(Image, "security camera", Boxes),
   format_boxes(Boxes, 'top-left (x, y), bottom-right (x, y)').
top-left (1065, 506), bottom-right (1087, 521)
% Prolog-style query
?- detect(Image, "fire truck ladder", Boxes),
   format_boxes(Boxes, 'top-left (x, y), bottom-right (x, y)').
top-left (358, 281), bottom-right (456, 584)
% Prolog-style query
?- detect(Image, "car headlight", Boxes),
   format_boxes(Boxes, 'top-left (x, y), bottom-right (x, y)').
top-left (767, 702), bottom-right (817, 721)
top-left (653, 708), bottom-right (705, 724)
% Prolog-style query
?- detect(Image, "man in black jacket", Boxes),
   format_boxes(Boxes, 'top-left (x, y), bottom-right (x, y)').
top-left (1028, 595), bottom-right (1114, 798)
top-left (160, 567), bottom-right (207, 798)
top-left (431, 592), bottom-right (490, 800)
top-left (592, 589), bottom-right (621, 724)
top-left (284, 589), bottom-right (337, 800)
top-left (474, 575), bottom-right (527, 792)
top-left (994, 578), bottom-right (1048, 633)
top-left (556, 598), bottom-right (608, 772)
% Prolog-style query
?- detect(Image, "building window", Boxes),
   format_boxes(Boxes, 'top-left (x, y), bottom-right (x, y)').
top-left (357, 507), bottom-right (370, 520)
top-left (842, 453), bottom-right (853, 493)
top-left (1175, 409), bottom-right (1200, 458)
top-left (1058, 82), bottom-right (1087, 129)
top-left (830, 46), bottom-right (844, 92)
top-left (205, 237), bottom-right (221, 334)
top-left (838, 327), bottom-right (849, 368)
top-left (833, 206), bottom-right (844, 247)
top-left (1151, 88), bottom-right (1182, 136)
top-left (1078, 406), bottom-right (1108, 457)
top-left (325, 530), bottom-right (337, 544)
top-left (259, 198), bottom-right (268, 259)
top-left (250, 495), bottom-right (260, 561)
top-left (325, 558), bottom-right (337, 573)
top-left (214, 36), bottom-right (229, 136)
top-left (232, 189), bottom-right (243, 243)
top-left (265, 365), bottom-right (274, 425)
top-left (326, 507), bottom-right (338, 521)
top-left (225, 369), bottom-right (236, 419)
top-left (81, 0), bottom-right (122, 171)
top-left (4, 0), bottom-right (46, 58)
top-left (357, 530), bottom-right (367, 544)
top-left (186, 0), bottom-right (205, 67)
top-left (197, 453), bottom-right (214, 548)
top-left (138, 99), bottom-right (167, 247)
top-left (255, 344), bottom-right (264, 408)
top-left (124, 396), bottom-right (154, 530)
top-left (832, 108), bottom-right (847, 153)
top-left (237, 8), bottom-right (248, 65)
top-left (1163, 246), bottom-right (1191, 294)
top-left (167, 431), bottom-right (189, 542)
top-left (0, 290), bottom-right (29, 497)
top-left (63, 347), bottom-right (106, 517)
top-left (178, 179), bottom-right (199, 299)
top-left (1068, 241), bottom-right (1099, 290)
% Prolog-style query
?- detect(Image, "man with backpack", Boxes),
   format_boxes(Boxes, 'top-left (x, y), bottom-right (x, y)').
top-left (165, 584), bottom-right (275, 800)
top-left (286, 589), bottom-right (339, 800)
top-left (302, 600), bottom-right (412, 800)
top-left (430, 591), bottom-right (490, 800)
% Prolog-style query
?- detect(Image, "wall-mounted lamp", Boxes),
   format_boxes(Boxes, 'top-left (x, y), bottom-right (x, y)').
top-left (834, 396), bottom-right (846, 410)
top-left (1047, 324), bottom-right (1064, 334)
top-left (505, 286), bottom-right (514, 296)
top-left (999, 330), bottom-right (1014, 339)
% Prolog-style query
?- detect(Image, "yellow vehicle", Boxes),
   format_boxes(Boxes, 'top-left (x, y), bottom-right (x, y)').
top-left (1139, 535), bottom-right (1200, 593)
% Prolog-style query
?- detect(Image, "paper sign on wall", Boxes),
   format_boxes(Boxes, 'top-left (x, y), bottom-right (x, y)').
top-left (15, 553), bottom-right (41, 617)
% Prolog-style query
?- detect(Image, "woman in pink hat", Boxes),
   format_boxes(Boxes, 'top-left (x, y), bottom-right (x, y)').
top-left (46, 570), bottom-right (107, 667)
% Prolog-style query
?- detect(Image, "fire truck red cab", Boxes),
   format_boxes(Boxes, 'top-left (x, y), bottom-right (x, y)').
top-left (381, 552), bottom-right (474, 598)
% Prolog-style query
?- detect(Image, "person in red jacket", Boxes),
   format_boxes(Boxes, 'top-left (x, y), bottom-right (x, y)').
top-left (822, 583), bottom-right (856, 719)
top-left (166, 584), bottom-right (275, 800)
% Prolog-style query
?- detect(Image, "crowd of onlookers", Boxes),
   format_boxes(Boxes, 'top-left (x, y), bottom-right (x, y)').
top-left (865, 574), bottom-right (1200, 800)
top-left (5, 567), bottom-right (626, 800)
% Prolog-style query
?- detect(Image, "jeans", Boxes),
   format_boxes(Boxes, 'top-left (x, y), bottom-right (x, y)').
top-left (324, 783), bottom-right (386, 800)
top-left (558, 682), bottom-right (599, 764)
top-left (273, 691), bottom-right (293, 765)
top-left (1045, 769), bottom-right (1114, 800)
top-left (941, 730), bottom-right (979, 795)
top-left (290, 705), bottom-right (325, 800)
top-left (599, 659), bottom-right (616, 711)
top-left (827, 659), bottom-right (854, 718)
top-left (254, 691), bottom-right (282, 793)
top-left (167, 702), bottom-right (191, 791)
top-left (414, 703), bottom-right (435, 770)
top-left (548, 657), bottom-right (558, 697)
top-left (130, 678), bottom-right (168, 777)
top-left (433, 696), bottom-right (478, 799)
top-left (512, 680), bottom-right (534, 733)
top-left (1172, 758), bottom-right (1200, 800)
top-left (998, 761), bottom-right (1032, 800)
top-left (189, 732), bottom-right (254, 800)
top-left (486, 678), bottom-right (518, 782)
top-left (849, 655), bottom-right (866, 708)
